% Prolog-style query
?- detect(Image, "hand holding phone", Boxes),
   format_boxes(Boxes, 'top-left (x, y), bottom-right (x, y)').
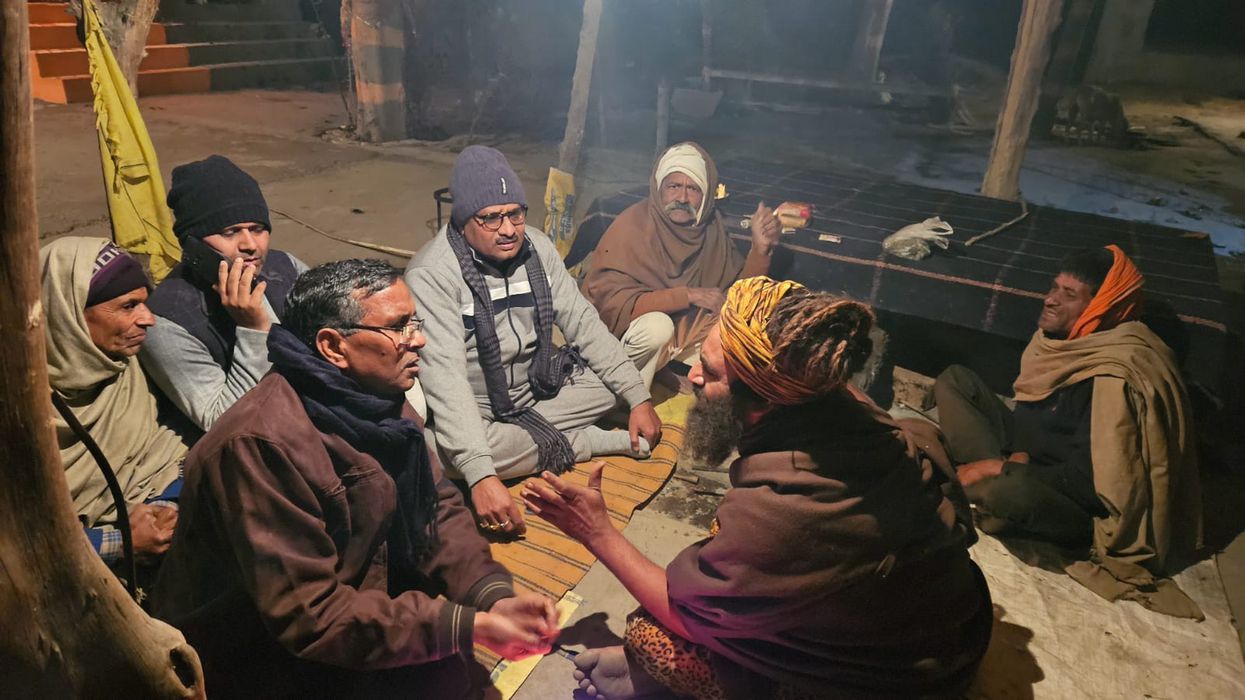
top-left (215, 256), bottom-right (270, 332)
top-left (180, 236), bottom-right (270, 331)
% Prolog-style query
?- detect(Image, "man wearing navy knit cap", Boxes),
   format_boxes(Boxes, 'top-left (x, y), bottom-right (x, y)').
top-left (407, 146), bottom-right (661, 535)
top-left (140, 155), bottom-right (308, 433)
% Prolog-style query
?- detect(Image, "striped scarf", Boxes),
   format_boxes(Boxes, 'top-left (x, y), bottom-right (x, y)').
top-left (447, 226), bottom-right (583, 474)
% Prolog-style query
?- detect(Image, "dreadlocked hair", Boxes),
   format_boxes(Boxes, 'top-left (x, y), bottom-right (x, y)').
top-left (765, 289), bottom-right (875, 392)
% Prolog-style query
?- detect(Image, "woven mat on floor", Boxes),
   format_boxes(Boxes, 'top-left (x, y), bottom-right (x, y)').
top-left (475, 394), bottom-right (693, 670)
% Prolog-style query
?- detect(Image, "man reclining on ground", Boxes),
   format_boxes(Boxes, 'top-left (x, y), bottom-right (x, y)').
top-left (934, 245), bottom-right (1202, 617)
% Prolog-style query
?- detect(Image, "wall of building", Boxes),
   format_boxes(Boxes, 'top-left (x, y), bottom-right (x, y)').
top-left (1085, 0), bottom-right (1245, 92)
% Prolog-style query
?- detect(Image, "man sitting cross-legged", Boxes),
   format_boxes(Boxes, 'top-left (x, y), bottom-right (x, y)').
top-left (524, 277), bottom-right (993, 699)
top-left (407, 145), bottom-right (661, 537)
top-left (152, 260), bottom-right (558, 699)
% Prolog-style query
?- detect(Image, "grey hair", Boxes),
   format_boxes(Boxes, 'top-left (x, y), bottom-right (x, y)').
top-left (282, 259), bottom-right (403, 346)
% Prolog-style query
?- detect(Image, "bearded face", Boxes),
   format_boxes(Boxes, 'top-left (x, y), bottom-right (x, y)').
top-left (683, 387), bottom-right (745, 468)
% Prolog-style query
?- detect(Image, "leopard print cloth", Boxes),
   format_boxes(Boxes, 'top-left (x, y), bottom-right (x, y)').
top-left (622, 519), bottom-right (820, 700)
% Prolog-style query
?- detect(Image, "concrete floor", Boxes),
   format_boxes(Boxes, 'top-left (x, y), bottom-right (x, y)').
top-left (27, 87), bottom-right (1245, 694)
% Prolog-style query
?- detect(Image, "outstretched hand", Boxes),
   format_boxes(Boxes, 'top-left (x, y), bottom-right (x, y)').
top-left (520, 463), bottom-right (611, 548)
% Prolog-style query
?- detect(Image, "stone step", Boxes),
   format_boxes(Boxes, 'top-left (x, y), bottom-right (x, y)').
top-left (161, 20), bottom-right (326, 44)
top-left (29, 22), bottom-right (169, 51)
top-left (31, 37), bottom-right (338, 78)
top-left (156, 0), bottom-right (307, 23)
top-left (39, 56), bottom-right (344, 104)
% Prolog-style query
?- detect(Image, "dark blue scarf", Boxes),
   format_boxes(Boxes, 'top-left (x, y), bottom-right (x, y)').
top-left (268, 324), bottom-right (438, 572)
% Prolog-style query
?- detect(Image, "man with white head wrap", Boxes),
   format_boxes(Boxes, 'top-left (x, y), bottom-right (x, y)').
top-left (581, 142), bottom-right (781, 389)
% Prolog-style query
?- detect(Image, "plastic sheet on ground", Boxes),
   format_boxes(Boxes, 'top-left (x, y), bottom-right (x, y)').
top-left (968, 534), bottom-right (1245, 698)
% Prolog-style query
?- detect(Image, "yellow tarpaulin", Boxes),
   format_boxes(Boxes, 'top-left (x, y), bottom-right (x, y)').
top-left (543, 166), bottom-right (577, 260)
top-left (84, 0), bottom-right (181, 282)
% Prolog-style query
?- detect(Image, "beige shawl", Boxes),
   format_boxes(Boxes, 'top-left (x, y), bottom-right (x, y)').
top-left (1013, 321), bottom-right (1203, 618)
top-left (42, 237), bottom-right (185, 526)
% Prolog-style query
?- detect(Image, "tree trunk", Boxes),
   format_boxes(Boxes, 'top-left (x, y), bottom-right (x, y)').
top-left (981, 0), bottom-right (1066, 201)
top-left (69, 0), bottom-right (160, 93)
top-left (850, 0), bottom-right (894, 83)
top-left (349, 0), bottom-right (407, 142)
top-left (0, 3), bottom-right (204, 696)
top-left (557, 0), bottom-right (604, 174)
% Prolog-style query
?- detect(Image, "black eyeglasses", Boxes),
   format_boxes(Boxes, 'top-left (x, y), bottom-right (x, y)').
top-left (473, 205), bottom-right (528, 232)
top-left (342, 316), bottom-right (424, 349)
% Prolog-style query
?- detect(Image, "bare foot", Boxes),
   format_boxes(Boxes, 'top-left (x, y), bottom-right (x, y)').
top-left (572, 646), bottom-right (664, 699)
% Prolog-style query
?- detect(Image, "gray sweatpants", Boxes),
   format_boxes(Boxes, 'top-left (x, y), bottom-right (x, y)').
top-left (438, 367), bottom-right (645, 482)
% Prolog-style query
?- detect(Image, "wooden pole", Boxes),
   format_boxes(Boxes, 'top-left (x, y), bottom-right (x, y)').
top-left (850, 0), bottom-right (894, 82)
top-left (981, 0), bottom-right (1066, 201)
top-left (350, 0), bottom-right (406, 142)
top-left (700, 0), bottom-right (712, 89)
top-left (557, 0), bottom-right (604, 173)
top-left (655, 78), bottom-right (671, 157)
top-left (0, 2), bottom-right (203, 695)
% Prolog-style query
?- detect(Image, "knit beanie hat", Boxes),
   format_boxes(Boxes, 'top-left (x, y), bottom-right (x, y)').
top-left (449, 145), bottom-right (527, 230)
top-left (167, 155), bottom-right (271, 240)
top-left (86, 242), bottom-right (150, 307)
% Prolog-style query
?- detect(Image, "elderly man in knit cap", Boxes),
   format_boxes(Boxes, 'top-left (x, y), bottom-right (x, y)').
top-left (524, 276), bottom-right (993, 699)
top-left (140, 155), bottom-right (308, 433)
top-left (42, 237), bottom-right (188, 573)
top-left (934, 245), bottom-right (1202, 617)
top-left (580, 142), bottom-right (781, 389)
top-left (406, 146), bottom-right (661, 536)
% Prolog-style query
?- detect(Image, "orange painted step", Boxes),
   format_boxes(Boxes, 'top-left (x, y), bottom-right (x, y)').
top-left (26, 2), bottom-right (74, 25)
top-left (33, 44), bottom-right (192, 78)
top-left (48, 56), bottom-right (341, 103)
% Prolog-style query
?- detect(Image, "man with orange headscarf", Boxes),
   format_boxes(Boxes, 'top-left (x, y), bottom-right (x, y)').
top-left (581, 142), bottom-right (781, 389)
top-left (934, 246), bottom-right (1202, 617)
top-left (524, 277), bottom-right (992, 699)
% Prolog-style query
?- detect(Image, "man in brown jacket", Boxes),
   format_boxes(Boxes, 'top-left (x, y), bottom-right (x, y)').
top-left (152, 259), bottom-right (558, 698)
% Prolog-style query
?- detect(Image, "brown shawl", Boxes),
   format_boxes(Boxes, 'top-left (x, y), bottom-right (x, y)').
top-left (665, 388), bottom-right (991, 697)
top-left (581, 143), bottom-right (745, 349)
top-left (1013, 321), bottom-right (1203, 618)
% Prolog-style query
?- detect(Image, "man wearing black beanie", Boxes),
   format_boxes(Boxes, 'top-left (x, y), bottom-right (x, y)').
top-left (140, 155), bottom-right (308, 433)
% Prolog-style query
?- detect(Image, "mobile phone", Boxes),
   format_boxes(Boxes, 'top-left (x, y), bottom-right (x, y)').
top-left (180, 236), bottom-right (259, 291)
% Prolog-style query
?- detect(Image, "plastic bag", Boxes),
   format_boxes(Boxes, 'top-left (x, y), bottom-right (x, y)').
top-left (882, 217), bottom-right (954, 261)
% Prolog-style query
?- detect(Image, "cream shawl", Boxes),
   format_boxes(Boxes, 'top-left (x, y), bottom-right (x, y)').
top-left (42, 237), bottom-right (185, 526)
top-left (1013, 321), bottom-right (1203, 618)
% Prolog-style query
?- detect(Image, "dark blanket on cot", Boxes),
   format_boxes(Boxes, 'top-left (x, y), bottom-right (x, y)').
top-left (570, 158), bottom-right (1229, 395)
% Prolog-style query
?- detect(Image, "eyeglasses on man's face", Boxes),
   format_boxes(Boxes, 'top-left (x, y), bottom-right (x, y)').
top-left (473, 205), bottom-right (528, 232)
top-left (343, 316), bottom-right (424, 349)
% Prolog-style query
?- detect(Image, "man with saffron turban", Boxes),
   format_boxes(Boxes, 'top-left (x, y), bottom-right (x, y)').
top-left (934, 245), bottom-right (1202, 617)
top-left (524, 277), bottom-right (993, 699)
top-left (581, 142), bottom-right (781, 389)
